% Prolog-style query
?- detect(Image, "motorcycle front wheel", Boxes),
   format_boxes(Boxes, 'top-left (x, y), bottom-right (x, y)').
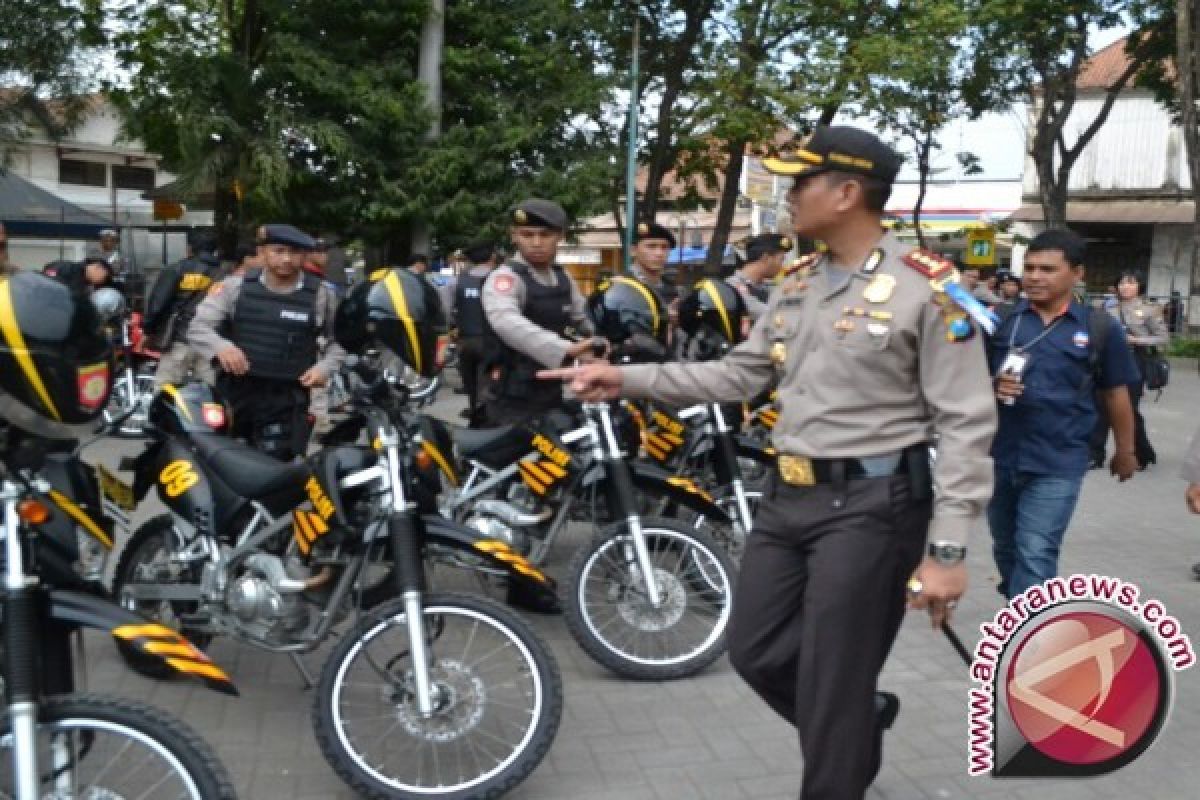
top-left (314, 592), bottom-right (562, 800)
top-left (564, 517), bottom-right (735, 681)
top-left (0, 693), bottom-right (236, 799)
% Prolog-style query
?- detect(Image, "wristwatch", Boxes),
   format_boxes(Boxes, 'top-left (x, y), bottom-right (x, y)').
top-left (927, 541), bottom-right (967, 565)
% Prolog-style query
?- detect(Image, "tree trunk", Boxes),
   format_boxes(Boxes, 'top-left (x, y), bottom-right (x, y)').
top-left (1179, 0), bottom-right (1200, 323)
top-left (912, 130), bottom-right (933, 251)
top-left (705, 137), bottom-right (749, 275)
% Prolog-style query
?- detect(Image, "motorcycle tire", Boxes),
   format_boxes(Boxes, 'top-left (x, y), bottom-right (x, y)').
top-left (112, 515), bottom-right (213, 679)
top-left (313, 592), bottom-right (562, 800)
top-left (564, 516), bottom-right (735, 681)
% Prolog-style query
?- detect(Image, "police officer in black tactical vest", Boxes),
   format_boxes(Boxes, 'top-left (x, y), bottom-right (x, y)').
top-left (478, 198), bottom-right (601, 426)
top-left (144, 228), bottom-right (222, 388)
top-left (188, 224), bottom-right (345, 460)
top-left (452, 240), bottom-right (498, 425)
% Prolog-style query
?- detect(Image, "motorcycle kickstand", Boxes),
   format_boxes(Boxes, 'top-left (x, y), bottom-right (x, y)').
top-left (289, 653), bottom-right (316, 689)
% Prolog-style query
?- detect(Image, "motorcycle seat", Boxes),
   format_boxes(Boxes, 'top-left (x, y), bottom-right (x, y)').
top-left (190, 434), bottom-right (309, 501)
top-left (451, 425), bottom-right (529, 466)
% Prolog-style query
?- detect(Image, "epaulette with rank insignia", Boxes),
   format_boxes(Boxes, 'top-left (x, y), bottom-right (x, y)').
top-left (782, 252), bottom-right (820, 277)
top-left (902, 249), bottom-right (956, 280)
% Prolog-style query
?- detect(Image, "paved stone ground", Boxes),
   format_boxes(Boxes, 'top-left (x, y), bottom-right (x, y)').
top-left (79, 365), bottom-right (1200, 799)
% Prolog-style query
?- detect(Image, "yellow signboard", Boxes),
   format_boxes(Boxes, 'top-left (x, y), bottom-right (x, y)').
top-left (964, 227), bottom-right (996, 266)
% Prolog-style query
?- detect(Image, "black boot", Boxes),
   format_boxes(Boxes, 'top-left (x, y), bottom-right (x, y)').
top-left (868, 691), bottom-right (900, 786)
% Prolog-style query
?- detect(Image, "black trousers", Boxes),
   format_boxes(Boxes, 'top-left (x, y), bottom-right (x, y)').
top-left (456, 335), bottom-right (487, 416)
top-left (218, 375), bottom-right (311, 461)
top-left (1089, 382), bottom-right (1155, 466)
top-left (728, 472), bottom-right (929, 800)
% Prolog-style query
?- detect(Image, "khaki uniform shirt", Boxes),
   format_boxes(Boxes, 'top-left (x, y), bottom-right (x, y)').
top-left (622, 230), bottom-right (997, 545)
top-left (187, 272), bottom-right (346, 378)
top-left (481, 255), bottom-right (591, 369)
top-left (1115, 298), bottom-right (1168, 347)
top-left (726, 270), bottom-right (771, 323)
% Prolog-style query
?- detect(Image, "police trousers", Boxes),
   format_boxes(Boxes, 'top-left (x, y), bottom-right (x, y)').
top-left (456, 335), bottom-right (487, 417)
top-left (154, 342), bottom-right (215, 389)
top-left (728, 471), bottom-right (929, 800)
top-left (218, 375), bottom-right (311, 462)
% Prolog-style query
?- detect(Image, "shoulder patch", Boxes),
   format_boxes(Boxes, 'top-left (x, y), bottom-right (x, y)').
top-left (207, 281), bottom-right (225, 297)
top-left (902, 249), bottom-right (955, 279)
top-left (493, 274), bottom-right (515, 294)
top-left (782, 252), bottom-right (820, 277)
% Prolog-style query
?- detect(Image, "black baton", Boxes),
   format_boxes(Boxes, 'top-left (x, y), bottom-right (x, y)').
top-left (941, 621), bottom-right (973, 666)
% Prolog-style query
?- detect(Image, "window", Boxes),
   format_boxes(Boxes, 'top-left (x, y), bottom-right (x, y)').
top-left (58, 159), bottom-right (108, 187)
top-left (113, 165), bottom-right (156, 191)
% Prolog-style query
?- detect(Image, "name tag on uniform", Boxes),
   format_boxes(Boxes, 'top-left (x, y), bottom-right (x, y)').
top-left (281, 310), bottom-right (310, 322)
top-left (464, 288), bottom-right (480, 299)
top-left (780, 296), bottom-right (805, 308)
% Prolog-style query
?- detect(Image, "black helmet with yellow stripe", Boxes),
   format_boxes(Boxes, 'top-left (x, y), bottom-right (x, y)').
top-left (679, 279), bottom-right (747, 360)
top-left (0, 272), bottom-right (113, 438)
top-left (588, 275), bottom-right (667, 350)
top-left (334, 267), bottom-right (444, 377)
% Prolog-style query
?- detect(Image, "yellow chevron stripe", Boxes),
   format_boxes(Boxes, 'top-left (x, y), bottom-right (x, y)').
top-left (382, 271), bottom-right (422, 374)
top-left (164, 658), bottom-right (233, 684)
top-left (523, 459), bottom-right (553, 484)
top-left (143, 641), bottom-right (204, 659)
top-left (307, 510), bottom-right (329, 535)
top-left (294, 511), bottom-right (317, 543)
top-left (112, 623), bottom-right (184, 642)
top-left (47, 489), bottom-right (113, 550)
top-left (540, 460), bottom-right (567, 478)
top-left (517, 463), bottom-right (546, 494)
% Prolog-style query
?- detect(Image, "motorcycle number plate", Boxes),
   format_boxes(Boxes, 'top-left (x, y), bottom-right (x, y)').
top-left (96, 464), bottom-right (136, 511)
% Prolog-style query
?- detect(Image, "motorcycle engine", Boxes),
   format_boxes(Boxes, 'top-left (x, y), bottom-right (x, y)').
top-left (226, 554), bottom-right (313, 643)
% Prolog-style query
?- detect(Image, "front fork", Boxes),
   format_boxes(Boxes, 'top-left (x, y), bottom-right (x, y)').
top-left (383, 434), bottom-right (435, 718)
top-left (710, 404), bottom-right (754, 535)
top-left (595, 409), bottom-right (663, 608)
top-left (3, 489), bottom-right (40, 800)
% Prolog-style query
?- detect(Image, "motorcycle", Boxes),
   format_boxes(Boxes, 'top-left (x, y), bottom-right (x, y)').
top-left (0, 419), bottom-right (239, 799)
top-left (404, 398), bottom-right (737, 681)
top-left (113, 373), bottom-right (562, 799)
top-left (92, 289), bottom-right (159, 438)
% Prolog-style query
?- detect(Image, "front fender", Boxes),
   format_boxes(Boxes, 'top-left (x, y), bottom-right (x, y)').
top-left (629, 461), bottom-right (733, 525)
top-left (49, 590), bottom-right (237, 696)
top-left (420, 514), bottom-right (556, 597)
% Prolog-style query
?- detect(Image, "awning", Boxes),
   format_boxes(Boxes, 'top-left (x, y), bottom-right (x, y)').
top-left (1008, 200), bottom-right (1195, 224)
top-left (0, 172), bottom-right (113, 238)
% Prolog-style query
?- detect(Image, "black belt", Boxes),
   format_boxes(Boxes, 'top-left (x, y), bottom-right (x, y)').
top-left (776, 445), bottom-right (926, 487)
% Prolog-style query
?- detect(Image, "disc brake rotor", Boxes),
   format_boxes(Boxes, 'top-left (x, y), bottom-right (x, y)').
top-left (389, 660), bottom-right (487, 742)
top-left (612, 567), bottom-right (687, 631)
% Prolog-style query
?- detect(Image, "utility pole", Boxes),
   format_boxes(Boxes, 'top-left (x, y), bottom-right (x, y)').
top-left (412, 0), bottom-right (445, 260)
top-left (623, 17), bottom-right (640, 274)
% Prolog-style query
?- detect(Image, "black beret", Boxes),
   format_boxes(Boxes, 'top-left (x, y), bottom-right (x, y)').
top-left (763, 126), bottom-right (903, 184)
top-left (634, 220), bottom-right (677, 249)
top-left (511, 198), bottom-right (568, 231)
top-left (744, 233), bottom-right (793, 261)
top-left (463, 240), bottom-right (497, 264)
top-left (258, 223), bottom-right (316, 251)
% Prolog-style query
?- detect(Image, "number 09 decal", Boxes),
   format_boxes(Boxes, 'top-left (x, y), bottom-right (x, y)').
top-left (160, 460), bottom-right (199, 498)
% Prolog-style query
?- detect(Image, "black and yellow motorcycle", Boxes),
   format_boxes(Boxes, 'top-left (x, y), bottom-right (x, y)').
top-left (113, 378), bottom-right (562, 799)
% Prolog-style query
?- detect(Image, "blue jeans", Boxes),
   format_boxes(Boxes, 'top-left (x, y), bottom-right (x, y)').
top-left (986, 468), bottom-right (1083, 599)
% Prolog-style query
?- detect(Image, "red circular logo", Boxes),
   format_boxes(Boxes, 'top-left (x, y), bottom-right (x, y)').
top-left (1005, 611), bottom-right (1163, 766)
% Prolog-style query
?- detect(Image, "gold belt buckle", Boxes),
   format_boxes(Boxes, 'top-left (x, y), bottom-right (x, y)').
top-left (778, 454), bottom-right (815, 486)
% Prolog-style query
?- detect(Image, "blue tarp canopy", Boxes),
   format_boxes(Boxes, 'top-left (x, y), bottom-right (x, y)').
top-left (0, 171), bottom-right (112, 238)
top-left (669, 245), bottom-right (735, 264)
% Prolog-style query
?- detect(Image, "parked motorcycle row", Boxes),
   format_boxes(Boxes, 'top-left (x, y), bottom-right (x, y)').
top-left (1, 277), bottom-right (779, 799)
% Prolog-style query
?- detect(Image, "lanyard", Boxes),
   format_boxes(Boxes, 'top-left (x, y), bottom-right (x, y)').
top-left (1007, 306), bottom-right (1068, 354)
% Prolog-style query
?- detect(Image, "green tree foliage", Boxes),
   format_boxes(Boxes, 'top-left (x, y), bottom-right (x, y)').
top-left (966, 0), bottom-right (1170, 227)
top-left (1, 0), bottom-right (103, 151)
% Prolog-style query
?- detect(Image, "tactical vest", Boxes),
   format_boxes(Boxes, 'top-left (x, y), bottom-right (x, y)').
top-left (455, 270), bottom-right (488, 337)
top-left (230, 269), bottom-right (321, 381)
top-left (484, 262), bottom-right (572, 407)
top-left (166, 255), bottom-right (219, 345)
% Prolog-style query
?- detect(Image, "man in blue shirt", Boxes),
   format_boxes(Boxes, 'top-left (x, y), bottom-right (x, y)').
top-left (989, 229), bottom-right (1138, 598)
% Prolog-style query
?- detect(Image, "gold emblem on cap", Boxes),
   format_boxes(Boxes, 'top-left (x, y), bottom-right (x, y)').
top-left (863, 274), bottom-right (896, 304)
top-left (780, 237), bottom-right (792, 250)
top-left (770, 341), bottom-right (787, 365)
top-left (638, 223), bottom-right (649, 235)
top-left (514, 209), bottom-right (528, 224)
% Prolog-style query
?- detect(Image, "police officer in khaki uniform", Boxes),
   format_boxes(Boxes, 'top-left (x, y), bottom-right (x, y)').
top-left (478, 198), bottom-right (600, 426)
top-left (189, 224), bottom-right (345, 460)
top-left (727, 232), bottom-right (791, 323)
top-left (144, 229), bottom-right (221, 388)
top-left (544, 127), bottom-right (997, 800)
top-left (1105, 272), bottom-right (1167, 467)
